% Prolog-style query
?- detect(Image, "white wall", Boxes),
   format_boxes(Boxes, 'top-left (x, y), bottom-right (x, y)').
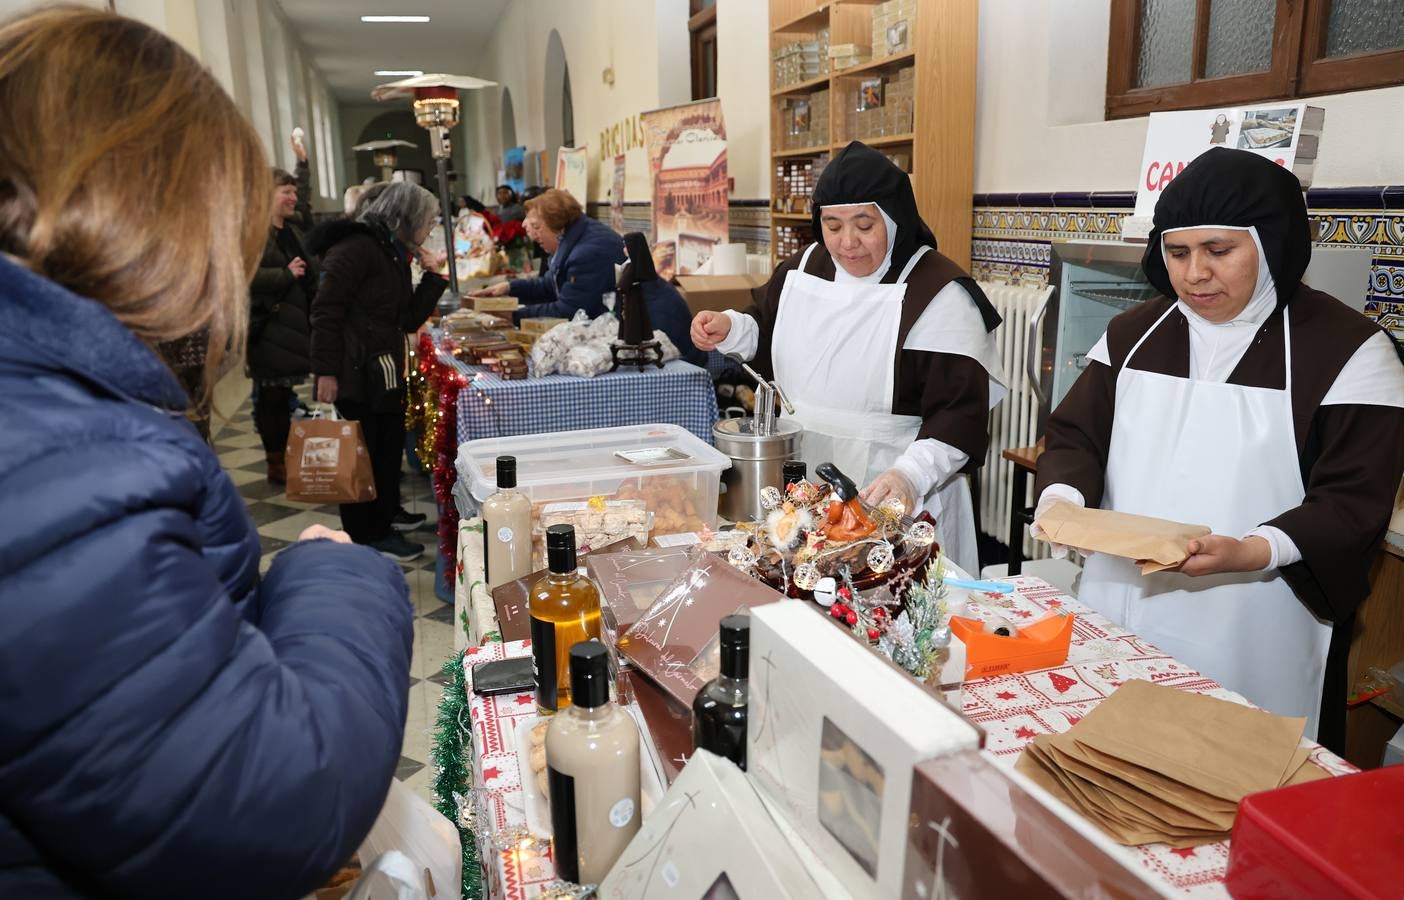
top-left (458, 0), bottom-right (770, 206)
top-left (975, 0), bottom-right (1404, 192)
top-left (30, 0), bottom-right (350, 208)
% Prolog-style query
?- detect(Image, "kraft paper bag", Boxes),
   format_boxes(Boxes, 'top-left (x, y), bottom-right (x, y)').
top-left (285, 417), bottom-right (377, 505)
top-left (1034, 501), bottom-right (1211, 574)
top-left (1014, 680), bottom-right (1317, 848)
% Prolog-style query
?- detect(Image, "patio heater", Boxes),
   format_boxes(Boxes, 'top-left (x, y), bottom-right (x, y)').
top-left (372, 73), bottom-right (497, 308)
top-left (351, 138), bottom-right (418, 182)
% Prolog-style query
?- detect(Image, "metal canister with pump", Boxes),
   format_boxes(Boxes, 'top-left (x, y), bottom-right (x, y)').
top-left (713, 354), bottom-right (802, 523)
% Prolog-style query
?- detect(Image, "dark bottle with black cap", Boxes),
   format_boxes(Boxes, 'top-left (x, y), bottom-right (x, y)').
top-left (545, 641), bottom-right (641, 885)
top-left (782, 460), bottom-right (807, 488)
top-left (690, 615), bottom-right (751, 769)
top-left (529, 525), bottom-right (601, 713)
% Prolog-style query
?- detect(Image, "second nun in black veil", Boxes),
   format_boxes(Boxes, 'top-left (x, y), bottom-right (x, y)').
top-left (691, 141), bottom-right (1005, 575)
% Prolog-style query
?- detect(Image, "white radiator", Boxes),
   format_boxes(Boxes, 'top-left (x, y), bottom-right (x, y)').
top-left (979, 280), bottom-right (1052, 560)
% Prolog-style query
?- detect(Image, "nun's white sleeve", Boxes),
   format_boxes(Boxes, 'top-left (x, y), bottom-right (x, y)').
top-left (891, 438), bottom-right (968, 500)
top-left (715, 310), bottom-right (759, 361)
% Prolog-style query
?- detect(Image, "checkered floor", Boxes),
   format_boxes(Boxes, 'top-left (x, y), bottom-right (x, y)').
top-left (213, 395), bottom-right (450, 806)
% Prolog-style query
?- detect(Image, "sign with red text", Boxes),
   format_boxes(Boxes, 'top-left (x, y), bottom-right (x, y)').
top-left (1125, 103), bottom-right (1323, 241)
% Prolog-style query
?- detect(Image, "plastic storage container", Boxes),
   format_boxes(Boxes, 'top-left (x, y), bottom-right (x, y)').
top-left (458, 424), bottom-right (731, 543)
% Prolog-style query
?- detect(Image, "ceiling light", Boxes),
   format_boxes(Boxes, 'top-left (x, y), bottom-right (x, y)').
top-left (360, 15), bottom-right (430, 23)
top-left (375, 70), bottom-right (424, 76)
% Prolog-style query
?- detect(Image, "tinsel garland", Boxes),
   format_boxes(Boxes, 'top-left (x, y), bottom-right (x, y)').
top-left (430, 652), bottom-right (483, 900)
top-left (413, 331), bottom-right (468, 575)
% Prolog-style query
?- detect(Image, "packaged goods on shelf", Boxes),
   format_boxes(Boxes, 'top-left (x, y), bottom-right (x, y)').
top-left (872, 0), bottom-right (916, 59)
top-left (828, 42), bottom-right (871, 70)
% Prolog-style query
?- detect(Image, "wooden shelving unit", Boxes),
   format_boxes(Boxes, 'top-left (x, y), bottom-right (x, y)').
top-left (766, 0), bottom-right (977, 269)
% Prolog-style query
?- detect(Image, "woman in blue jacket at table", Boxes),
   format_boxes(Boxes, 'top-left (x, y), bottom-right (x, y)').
top-left (0, 9), bottom-right (412, 898)
top-left (469, 187), bottom-right (705, 365)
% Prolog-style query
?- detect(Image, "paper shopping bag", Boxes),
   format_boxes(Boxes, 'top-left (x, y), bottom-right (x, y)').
top-left (285, 417), bottom-right (377, 504)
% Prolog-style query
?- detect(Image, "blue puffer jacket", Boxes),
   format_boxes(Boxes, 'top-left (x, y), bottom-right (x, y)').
top-left (0, 256), bottom-right (414, 900)
top-left (510, 214), bottom-right (625, 321)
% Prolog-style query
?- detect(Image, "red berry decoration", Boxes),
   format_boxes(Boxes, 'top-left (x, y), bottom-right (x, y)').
top-left (867, 627), bottom-right (880, 640)
top-left (845, 611), bottom-right (858, 626)
top-left (872, 607), bottom-right (888, 619)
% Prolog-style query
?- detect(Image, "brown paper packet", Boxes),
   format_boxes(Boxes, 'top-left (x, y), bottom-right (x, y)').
top-left (1016, 742), bottom-right (1167, 846)
top-left (1036, 502), bottom-right (1210, 568)
top-left (1045, 735), bottom-right (1228, 833)
top-left (1070, 680), bottom-right (1305, 802)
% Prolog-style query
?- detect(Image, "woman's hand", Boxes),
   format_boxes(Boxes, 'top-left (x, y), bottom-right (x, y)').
top-left (417, 246), bottom-right (447, 273)
top-left (287, 256), bottom-right (307, 278)
top-left (298, 524), bottom-right (351, 544)
top-left (860, 469), bottom-right (917, 515)
top-left (1173, 535), bottom-right (1272, 577)
top-left (469, 281), bottom-right (512, 298)
top-left (316, 375), bottom-right (338, 404)
top-left (290, 131), bottom-right (307, 163)
top-left (691, 311), bottom-right (732, 351)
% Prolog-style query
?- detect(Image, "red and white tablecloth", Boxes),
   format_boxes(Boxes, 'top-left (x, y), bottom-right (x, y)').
top-left (462, 576), bottom-right (1355, 899)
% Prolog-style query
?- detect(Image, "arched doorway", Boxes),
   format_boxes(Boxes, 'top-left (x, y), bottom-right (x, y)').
top-left (543, 29), bottom-right (574, 180)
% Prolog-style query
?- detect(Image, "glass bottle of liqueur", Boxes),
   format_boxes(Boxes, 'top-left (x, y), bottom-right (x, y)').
top-left (482, 455), bottom-right (532, 591)
top-left (691, 615), bottom-right (750, 769)
top-left (530, 524), bottom-right (602, 713)
top-left (782, 459), bottom-right (807, 488)
top-left (546, 641), bottom-right (641, 885)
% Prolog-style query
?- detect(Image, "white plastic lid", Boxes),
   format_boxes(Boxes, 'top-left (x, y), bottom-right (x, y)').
top-left (458, 424), bottom-right (730, 502)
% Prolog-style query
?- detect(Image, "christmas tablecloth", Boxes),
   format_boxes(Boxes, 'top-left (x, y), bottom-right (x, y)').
top-left (461, 577), bottom-right (1355, 899)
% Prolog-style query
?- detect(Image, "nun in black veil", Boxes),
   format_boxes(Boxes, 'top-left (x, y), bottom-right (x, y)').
top-left (691, 141), bottom-right (1005, 575)
top-left (1034, 147), bottom-right (1404, 749)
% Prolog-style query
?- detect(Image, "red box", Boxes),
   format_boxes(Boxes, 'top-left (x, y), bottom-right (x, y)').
top-left (1227, 766), bottom-right (1403, 899)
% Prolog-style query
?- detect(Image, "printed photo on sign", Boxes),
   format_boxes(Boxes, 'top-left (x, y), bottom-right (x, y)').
top-left (1238, 107), bottom-right (1297, 150)
top-left (301, 437), bottom-right (340, 469)
top-left (817, 716), bottom-right (885, 877)
top-left (640, 98), bottom-right (728, 275)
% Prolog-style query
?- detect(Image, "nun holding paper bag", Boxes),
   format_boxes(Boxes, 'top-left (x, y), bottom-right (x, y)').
top-left (691, 141), bottom-right (1006, 576)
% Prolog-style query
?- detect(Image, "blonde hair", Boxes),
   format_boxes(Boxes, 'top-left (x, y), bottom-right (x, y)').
top-left (0, 7), bottom-right (270, 409)
top-left (524, 188), bottom-right (583, 232)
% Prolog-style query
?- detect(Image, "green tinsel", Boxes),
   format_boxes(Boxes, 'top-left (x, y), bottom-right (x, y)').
top-left (431, 652), bottom-right (483, 899)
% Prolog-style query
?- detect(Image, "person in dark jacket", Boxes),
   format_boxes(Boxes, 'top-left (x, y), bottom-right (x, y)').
top-left (309, 182), bottom-right (448, 561)
top-left (469, 187), bottom-right (625, 321)
top-left (642, 279), bottom-right (707, 367)
top-left (495, 184), bottom-right (525, 222)
top-left (249, 152), bottom-right (316, 483)
top-left (0, 9), bottom-right (413, 899)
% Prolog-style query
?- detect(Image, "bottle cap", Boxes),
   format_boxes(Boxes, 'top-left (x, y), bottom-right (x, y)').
top-left (546, 524), bottom-right (577, 573)
top-left (496, 455), bottom-right (517, 489)
top-left (782, 460), bottom-right (807, 485)
top-left (718, 614), bottom-right (750, 679)
top-left (568, 640), bottom-right (610, 708)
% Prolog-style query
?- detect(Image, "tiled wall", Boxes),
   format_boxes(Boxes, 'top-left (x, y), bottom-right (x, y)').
top-left (968, 188), bottom-right (1403, 338)
top-left (588, 190), bottom-right (1404, 338)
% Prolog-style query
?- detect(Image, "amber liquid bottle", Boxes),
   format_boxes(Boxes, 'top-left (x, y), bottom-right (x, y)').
top-left (691, 615), bottom-right (750, 769)
top-left (530, 525), bottom-right (602, 713)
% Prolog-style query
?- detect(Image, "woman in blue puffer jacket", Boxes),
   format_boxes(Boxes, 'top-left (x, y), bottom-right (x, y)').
top-left (0, 9), bottom-right (412, 899)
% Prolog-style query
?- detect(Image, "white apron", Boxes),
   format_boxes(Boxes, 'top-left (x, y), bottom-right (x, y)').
top-left (771, 244), bottom-right (979, 575)
top-left (1080, 305), bottom-right (1332, 736)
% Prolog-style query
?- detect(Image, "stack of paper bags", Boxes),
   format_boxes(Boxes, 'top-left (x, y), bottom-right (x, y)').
top-left (1015, 679), bottom-right (1328, 848)
top-left (1035, 501), bottom-right (1210, 574)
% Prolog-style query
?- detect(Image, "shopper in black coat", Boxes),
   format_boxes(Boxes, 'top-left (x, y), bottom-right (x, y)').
top-left (249, 145), bottom-right (316, 483)
top-left (308, 182), bottom-right (448, 561)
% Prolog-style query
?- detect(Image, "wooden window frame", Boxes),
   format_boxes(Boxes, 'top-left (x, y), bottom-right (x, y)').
top-left (690, 4), bottom-right (718, 101)
top-left (1107, 0), bottom-right (1404, 120)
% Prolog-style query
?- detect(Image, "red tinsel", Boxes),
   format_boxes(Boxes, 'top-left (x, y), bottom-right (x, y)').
top-left (419, 330), bottom-right (465, 575)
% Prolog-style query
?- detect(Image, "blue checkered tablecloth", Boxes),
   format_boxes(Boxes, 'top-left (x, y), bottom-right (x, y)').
top-left (447, 355), bottom-right (720, 445)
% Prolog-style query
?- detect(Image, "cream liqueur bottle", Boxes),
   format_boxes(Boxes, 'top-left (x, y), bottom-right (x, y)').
top-left (482, 455), bottom-right (531, 590)
top-left (545, 641), bottom-right (641, 885)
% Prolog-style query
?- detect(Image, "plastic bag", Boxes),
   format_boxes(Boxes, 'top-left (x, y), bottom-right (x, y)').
top-left (565, 343), bottom-right (613, 378)
top-left (353, 780), bottom-right (461, 899)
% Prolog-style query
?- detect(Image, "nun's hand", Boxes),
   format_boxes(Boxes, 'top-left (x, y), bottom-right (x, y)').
top-left (690, 310), bottom-right (731, 351)
top-left (1176, 535), bottom-right (1271, 577)
top-left (861, 469), bottom-right (917, 516)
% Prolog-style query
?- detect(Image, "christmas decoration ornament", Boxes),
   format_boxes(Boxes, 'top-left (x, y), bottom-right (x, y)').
top-left (879, 496), bottom-right (906, 517)
top-left (760, 485), bottom-right (783, 511)
top-left (792, 562), bottom-right (820, 592)
top-left (867, 542), bottom-right (895, 574)
top-left (727, 544), bottom-right (757, 570)
top-left (906, 520), bottom-right (936, 546)
top-left (813, 576), bottom-right (839, 607)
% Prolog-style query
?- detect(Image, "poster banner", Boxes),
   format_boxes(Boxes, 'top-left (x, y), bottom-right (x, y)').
top-left (555, 145), bottom-right (589, 205)
top-left (536, 149), bottom-right (551, 187)
top-left (610, 154), bottom-right (627, 232)
top-left (503, 146), bottom-right (526, 195)
top-left (640, 98), bottom-right (728, 278)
